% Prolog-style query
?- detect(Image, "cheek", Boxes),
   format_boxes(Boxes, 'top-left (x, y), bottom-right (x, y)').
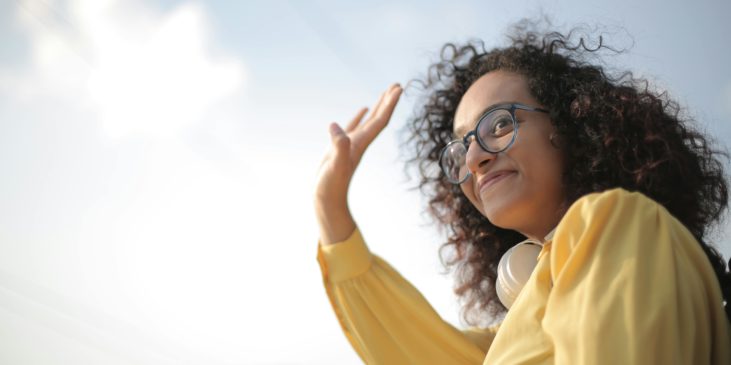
top-left (521, 145), bottom-right (565, 197)
top-left (460, 179), bottom-right (485, 215)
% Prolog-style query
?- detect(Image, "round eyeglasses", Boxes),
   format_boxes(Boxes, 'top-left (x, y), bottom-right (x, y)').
top-left (439, 103), bottom-right (549, 184)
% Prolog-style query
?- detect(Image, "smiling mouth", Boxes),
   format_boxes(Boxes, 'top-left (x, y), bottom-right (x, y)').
top-left (479, 172), bottom-right (515, 193)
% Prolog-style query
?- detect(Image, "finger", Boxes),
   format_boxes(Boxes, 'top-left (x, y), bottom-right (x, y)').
top-left (345, 107), bottom-right (368, 133)
top-left (370, 83), bottom-right (401, 121)
top-left (329, 122), bottom-right (351, 165)
top-left (368, 87), bottom-right (390, 121)
top-left (374, 84), bottom-right (402, 121)
top-left (357, 85), bottom-right (402, 147)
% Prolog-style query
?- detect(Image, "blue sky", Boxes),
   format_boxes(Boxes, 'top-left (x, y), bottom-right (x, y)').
top-left (0, 0), bottom-right (730, 364)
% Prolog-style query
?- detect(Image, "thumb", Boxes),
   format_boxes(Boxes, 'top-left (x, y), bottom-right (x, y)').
top-left (329, 122), bottom-right (351, 165)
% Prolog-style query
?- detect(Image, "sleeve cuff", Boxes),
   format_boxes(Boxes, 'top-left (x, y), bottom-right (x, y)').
top-left (317, 228), bottom-right (373, 283)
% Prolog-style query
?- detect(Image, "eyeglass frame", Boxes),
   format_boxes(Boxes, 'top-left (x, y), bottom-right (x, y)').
top-left (439, 103), bottom-right (550, 185)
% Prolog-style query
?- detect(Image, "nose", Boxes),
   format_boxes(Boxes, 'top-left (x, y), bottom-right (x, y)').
top-left (464, 137), bottom-right (495, 177)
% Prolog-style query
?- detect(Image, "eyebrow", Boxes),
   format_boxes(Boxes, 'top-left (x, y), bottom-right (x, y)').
top-left (453, 101), bottom-right (515, 138)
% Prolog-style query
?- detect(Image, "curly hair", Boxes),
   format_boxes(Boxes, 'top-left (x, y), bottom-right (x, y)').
top-left (404, 21), bottom-right (731, 325)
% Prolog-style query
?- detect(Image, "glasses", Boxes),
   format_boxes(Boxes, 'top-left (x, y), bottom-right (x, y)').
top-left (439, 103), bottom-right (549, 184)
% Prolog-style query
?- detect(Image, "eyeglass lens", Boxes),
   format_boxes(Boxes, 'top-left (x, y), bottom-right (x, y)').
top-left (440, 109), bottom-right (516, 183)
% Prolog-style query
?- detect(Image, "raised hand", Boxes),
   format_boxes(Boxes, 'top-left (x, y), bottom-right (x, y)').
top-left (315, 84), bottom-right (403, 245)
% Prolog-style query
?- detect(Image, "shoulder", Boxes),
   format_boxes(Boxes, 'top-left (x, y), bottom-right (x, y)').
top-left (566, 187), bottom-right (661, 221)
top-left (551, 187), bottom-right (697, 263)
top-left (541, 190), bottom-right (731, 365)
top-left (556, 188), bottom-right (672, 244)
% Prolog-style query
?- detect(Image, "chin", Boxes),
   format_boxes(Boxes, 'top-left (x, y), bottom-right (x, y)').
top-left (481, 204), bottom-right (514, 230)
top-left (480, 194), bottom-right (524, 231)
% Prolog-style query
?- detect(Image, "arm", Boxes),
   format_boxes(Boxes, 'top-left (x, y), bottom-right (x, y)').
top-left (315, 85), bottom-right (492, 363)
top-left (318, 227), bottom-right (488, 364)
top-left (544, 189), bottom-right (730, 364)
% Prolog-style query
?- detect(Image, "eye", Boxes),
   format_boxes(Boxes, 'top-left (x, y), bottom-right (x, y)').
top-left (490, 116), bottom-right (513, 136)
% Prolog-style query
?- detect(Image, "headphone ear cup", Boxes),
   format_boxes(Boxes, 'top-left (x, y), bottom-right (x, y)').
top-left (496, 241), bottom-right (542, 309)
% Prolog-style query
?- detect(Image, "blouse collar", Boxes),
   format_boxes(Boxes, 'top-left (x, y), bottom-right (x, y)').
top-left (524, 227), bottom-right (557, 247)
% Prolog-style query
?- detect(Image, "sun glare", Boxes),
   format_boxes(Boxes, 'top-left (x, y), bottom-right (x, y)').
top-left (82, 2), bottom-right (244, 139)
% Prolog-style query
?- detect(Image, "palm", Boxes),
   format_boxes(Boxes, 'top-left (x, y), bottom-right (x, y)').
top-left (315, 84), bottom-right (402, 244)
top-left (316, 84), bottom-right (402, 200)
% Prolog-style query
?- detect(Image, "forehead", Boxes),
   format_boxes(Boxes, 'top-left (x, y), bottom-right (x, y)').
top-left (453, 71), bottom-right (534, 135)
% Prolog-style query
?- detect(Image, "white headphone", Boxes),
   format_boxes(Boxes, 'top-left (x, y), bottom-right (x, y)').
top-left (495, 234), bottom-right (551, 309)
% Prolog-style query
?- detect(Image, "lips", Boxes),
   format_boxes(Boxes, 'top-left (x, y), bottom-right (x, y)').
top-left (477, 170), bottom-right (516, 193)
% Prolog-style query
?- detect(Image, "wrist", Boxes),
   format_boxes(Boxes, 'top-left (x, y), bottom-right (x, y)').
top-left (316, 206), bottom-right (355, 246)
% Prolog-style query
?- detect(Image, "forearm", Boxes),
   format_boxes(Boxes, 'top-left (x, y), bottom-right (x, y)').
top-left (315, 200), bottom-right (356, 246)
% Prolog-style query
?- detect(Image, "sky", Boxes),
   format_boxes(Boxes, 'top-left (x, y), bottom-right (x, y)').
top-left (0, 0), bottom-right (730, 364)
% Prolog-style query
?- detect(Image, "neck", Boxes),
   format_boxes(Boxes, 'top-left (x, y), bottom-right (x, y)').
top-left (519, 211), bottom-right (563, 242)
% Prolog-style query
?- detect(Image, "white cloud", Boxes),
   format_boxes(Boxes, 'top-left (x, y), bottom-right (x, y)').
top-left (8, 0), bottom-right (245, 139)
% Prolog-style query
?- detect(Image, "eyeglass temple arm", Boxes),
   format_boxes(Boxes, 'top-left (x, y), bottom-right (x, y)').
top-left (513, 104), bottom-right (549, 114)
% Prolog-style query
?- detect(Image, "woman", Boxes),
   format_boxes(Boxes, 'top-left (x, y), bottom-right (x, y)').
top-left (314, 23), bottom-right (731, 364)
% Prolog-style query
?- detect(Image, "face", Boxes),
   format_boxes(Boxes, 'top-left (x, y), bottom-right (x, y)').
top-left (452, 71), bottom-right (566, 240)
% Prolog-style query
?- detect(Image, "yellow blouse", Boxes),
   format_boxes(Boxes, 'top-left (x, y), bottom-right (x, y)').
top-left (317, 188), bottom-right (731, 364)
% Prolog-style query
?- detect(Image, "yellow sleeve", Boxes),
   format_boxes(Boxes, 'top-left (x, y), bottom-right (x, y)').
top-left (317, 228), bottom-right (487, 364)
top-left (544, 188), bottom-right (731, 364)
top-left (462, 324), bottom-right (500, 354)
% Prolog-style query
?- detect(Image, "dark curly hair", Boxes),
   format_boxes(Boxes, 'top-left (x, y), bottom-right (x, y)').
top-left (404, 21), bottom-right (731, 325)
